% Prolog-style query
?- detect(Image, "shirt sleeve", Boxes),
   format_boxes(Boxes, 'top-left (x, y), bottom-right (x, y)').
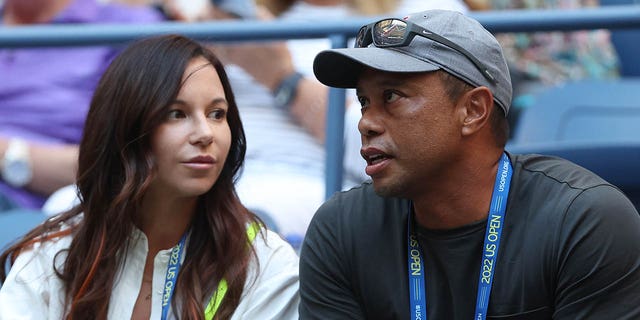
top-left (231, 230), bottom-right (300, 320)
top-left (299, 199), bottom-right (366, 320)
top-left (553, 185), bottom-right (640, 318)
top-left (0, 240), bottom-right (67, 319)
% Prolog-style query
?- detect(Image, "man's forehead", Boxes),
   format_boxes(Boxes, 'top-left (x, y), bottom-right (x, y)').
top-left (356, 69), bottom-right (438, 91)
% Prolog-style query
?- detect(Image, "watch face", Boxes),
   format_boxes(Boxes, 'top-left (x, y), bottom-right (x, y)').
top-left (275, 87), bottom-right (294, 107)
top-left (4, 159), bottom-right (32, 187)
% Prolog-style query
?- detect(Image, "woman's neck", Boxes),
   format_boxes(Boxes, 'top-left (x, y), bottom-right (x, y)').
top-left (136, 195), bottom-right (197, 253)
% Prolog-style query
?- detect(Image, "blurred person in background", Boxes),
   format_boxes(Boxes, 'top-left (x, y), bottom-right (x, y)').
top-left (488, 0), bottom-right (620, 132)
top-left (0, 0), bottom-right (164, 245)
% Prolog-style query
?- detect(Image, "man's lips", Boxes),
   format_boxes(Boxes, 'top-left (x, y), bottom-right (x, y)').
top-left (361, 147), bottom-right (391, 165)
top-left (361, 147), bottom-right (392, 176)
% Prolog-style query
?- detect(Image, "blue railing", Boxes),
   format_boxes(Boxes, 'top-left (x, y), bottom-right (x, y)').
top-left (2, 5), bottom-right (640, 198)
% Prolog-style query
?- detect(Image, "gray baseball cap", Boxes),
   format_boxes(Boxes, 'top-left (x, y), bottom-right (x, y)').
top-left (313, 10), bottom-right (512, 115)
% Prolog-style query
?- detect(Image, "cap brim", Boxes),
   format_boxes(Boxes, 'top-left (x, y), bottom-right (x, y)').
top-left (313, 47), bottom-right (441, 88)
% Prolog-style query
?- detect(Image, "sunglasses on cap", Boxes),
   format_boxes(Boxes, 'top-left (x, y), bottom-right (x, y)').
top-left (355, 18), bottom-right (496, 83)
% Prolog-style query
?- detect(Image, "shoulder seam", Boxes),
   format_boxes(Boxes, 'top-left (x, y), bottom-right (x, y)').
top-left (520, 163), bottom-right (616, 193)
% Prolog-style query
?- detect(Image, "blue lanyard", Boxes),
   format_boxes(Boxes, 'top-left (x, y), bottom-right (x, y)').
top-left (407, 153), bottom-right (513, 320)
top-left (161, 233), bottom-right (188, 320)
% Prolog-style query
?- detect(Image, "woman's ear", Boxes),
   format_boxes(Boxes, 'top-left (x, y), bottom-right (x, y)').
top-left (459, 86), bottom-right (494, 137)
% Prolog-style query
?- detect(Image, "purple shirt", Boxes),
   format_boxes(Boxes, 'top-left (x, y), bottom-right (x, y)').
top-left (0, 0), bottom-right (164, 209)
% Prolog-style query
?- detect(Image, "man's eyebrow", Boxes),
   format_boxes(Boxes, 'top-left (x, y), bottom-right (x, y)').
top-left (377, 78), bottom-right (407, 87)
top-left (357, 77), bottom-right (407, 94)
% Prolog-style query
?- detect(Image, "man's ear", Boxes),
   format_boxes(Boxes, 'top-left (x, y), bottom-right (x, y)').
top-left (458, 86), bottom-right (494, 137)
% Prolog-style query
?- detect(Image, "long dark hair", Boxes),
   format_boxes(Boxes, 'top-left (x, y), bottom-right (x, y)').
top-left (0, 34), bottom-right (259, 319)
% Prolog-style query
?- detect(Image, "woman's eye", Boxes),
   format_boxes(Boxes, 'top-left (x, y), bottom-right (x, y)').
top-left (383, 90), bottom-right (400, 103)
top-left (208, 109), bottom-right (226, 120)
top-left (167, 109), bottom-right (185, 119)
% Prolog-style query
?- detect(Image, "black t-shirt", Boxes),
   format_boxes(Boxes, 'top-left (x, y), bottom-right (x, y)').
top-left (299, 154), bottom-right (640, 319)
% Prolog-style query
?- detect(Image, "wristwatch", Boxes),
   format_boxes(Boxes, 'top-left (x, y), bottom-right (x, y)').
top-left (1, 138), bottom-right (33, 188)
top-left (273, 71), bottom-right (304, 110)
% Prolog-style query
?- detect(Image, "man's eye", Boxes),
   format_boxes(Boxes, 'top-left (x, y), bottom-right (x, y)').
top-left (383, 90), bottom-right (400, 103)
top-left (357, 97), bottom-right (369, 114)
top-left (358, 96), bottom-right (368, 108)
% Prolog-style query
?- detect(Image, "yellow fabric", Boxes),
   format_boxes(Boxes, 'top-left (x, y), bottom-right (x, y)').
top-left (204, 222), bottom-right (260, 320)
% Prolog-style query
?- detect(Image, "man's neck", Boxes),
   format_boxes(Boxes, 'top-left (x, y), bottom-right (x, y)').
top-left (412, 152), bottom-right (503, 230)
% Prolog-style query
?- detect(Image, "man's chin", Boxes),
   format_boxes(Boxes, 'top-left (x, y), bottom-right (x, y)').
top-left (371, 180), bottom-right (402, 198)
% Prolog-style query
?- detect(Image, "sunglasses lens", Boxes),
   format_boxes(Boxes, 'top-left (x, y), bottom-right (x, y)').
top-left (374, 19), bottom-right (407, 47)
top-left (358, 18), bottom-right (495, 82)
top-left (356, 25), bottom-right (369, 48)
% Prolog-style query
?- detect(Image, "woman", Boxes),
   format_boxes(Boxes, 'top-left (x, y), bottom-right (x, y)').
top-left (0, 35), bottom-right (299, 319)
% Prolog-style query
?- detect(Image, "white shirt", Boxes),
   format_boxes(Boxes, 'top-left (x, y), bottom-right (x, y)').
top-left (0, 228), bottom-right (300, 319)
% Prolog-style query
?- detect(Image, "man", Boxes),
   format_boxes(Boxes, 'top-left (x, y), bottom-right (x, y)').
top-left (300, 9), bottom-right (640, 319)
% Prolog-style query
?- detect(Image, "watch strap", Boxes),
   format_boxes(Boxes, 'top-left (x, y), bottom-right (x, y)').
top-left (273, 71), bottom-right (304, 109)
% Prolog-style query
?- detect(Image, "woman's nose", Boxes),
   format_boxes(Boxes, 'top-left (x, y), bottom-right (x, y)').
top-left (190, 116), bottom-right (214, 146)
